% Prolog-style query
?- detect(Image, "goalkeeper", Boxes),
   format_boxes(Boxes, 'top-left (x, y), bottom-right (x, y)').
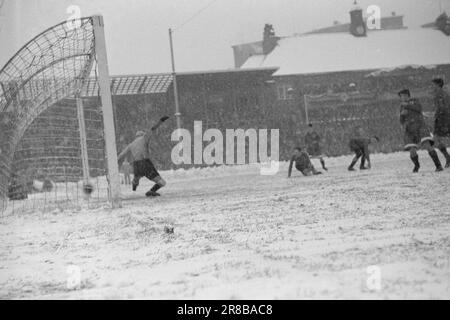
top-left (118, 116), bottom-right (170, 197)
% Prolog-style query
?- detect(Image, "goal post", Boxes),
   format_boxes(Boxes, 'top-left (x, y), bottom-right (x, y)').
top-left (92, 15), bottom-right (121, 208)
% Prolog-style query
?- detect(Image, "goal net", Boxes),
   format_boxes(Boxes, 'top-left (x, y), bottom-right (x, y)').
top-left (0, 16), bottom-right (121, 215)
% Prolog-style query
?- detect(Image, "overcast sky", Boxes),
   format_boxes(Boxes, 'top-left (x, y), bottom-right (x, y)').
top-left (0, 0), bottom-right (448, 74)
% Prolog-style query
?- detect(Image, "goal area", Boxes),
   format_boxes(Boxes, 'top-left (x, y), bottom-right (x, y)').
top-left (0, 15), bottom-right (121, 215)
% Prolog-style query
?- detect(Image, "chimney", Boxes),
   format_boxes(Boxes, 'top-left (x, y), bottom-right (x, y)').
top-left (435, 12), bottom-right (450, 36)
top-left (263, 23), bottom-right (278, 55)
top-left (349, 1), bottom-right (366, 37)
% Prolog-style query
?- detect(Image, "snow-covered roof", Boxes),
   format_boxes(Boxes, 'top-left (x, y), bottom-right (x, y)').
top-left (241, 28), bottom-right (450, 76)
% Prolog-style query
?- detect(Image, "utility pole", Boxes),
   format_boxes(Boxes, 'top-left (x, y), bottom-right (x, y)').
top-left (169, 28), bottom-right (182, 131)
top-left (0, 0), bottom-right (5, 33)
top-left (303, 94), bottom-right (310, 125)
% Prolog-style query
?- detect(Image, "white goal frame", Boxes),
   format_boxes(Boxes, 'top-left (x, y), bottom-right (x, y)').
top-left (92, 16), bottom-right (121, 208)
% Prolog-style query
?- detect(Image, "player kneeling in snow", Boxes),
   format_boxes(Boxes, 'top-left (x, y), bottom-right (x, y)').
top-left (288, 147), bottom-right (322, 178)
top-left (117, 116), bottom-right (170, 197)
top-left (398, 89), bottom-right (443, 173)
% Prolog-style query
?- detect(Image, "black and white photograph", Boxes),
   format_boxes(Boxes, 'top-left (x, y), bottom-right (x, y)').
top-left (0, 0), bottom-right (450, 303)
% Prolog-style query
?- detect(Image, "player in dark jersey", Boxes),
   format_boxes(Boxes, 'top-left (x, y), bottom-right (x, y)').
top-left (347, 126), bottom-right (379, 171)
top-left (431, 78), bottom-right (450, 168)
top-left (118, 116), bottom-right (169, 197)
top-left (304, 124), bottom-right (328, 171)
top-left (398, 89), bottom-right (443, 172)
top-left (287, 147), bottom-right (322, 177)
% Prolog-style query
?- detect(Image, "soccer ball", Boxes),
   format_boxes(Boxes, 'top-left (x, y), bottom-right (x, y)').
top-left (83, 182), bottom-right (94, 195)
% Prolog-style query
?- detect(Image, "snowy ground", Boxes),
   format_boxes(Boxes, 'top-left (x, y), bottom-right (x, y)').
top-left (1, 151), bottom-right (450, 300)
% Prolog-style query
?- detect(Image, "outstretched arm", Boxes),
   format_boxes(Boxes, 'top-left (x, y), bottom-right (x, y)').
top-left (117, 145), bottom-right (130, 167)
top-left (152, 116), bottom-right (170, 131)
top-left (142, 116), bottom-right (170, 146)
top-left (144, 116), bottom-right (170, 142)
top-left (403, 100), bottom-right (422, 114)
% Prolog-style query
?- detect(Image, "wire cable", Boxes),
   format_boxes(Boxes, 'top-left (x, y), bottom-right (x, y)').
top-left (173, 0), bottom-right (221, 32)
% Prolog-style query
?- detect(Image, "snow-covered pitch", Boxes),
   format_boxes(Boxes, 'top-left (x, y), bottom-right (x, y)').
top-left (0, 151), bottom-right (449, 299)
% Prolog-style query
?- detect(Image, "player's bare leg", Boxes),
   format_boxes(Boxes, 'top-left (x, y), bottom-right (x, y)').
top-left (423, 140), bottom-right (443, 172)
top-left (319, 157), bottom-right (328, 171)
top-left (348, 151), bottom-right (362, 171)
top-left (408, 146), bottom-right (420, 173)
top-left (434, 136), bottom-right (450, 168)
top-left (132, 176), bottom-right (140, 191)
top-left (146, 176), bottom-right (166, 197)
top-left (301, 167), bottom-right (321, 176)
top-left (360, 155), bottom-right (368, 170)
top-left (306, 157), bottom-right (322, 176)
